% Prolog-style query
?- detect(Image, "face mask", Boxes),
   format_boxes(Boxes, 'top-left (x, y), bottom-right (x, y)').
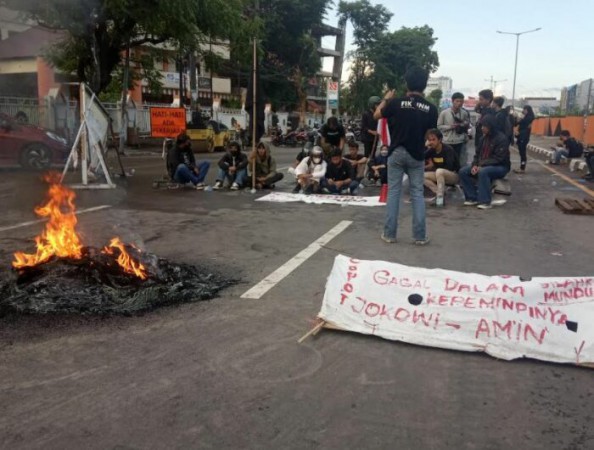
top-left (312, 157), bottom-right (322, 164)
top-left (380, 150), bottom-right (388, 156)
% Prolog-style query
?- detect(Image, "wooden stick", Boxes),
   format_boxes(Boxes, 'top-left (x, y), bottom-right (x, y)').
top-left (297, 319), bottom-right (326, 344)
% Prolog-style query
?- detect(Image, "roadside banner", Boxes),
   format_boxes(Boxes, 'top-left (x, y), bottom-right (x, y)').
top-left (318, 255), bottom-right (594, 365)
top-left (150, 107), bottom-right (187, 138)
top-left (256, 192), bottom-right (383, 207)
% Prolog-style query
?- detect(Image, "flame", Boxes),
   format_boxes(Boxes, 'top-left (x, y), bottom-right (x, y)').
top-left (102, 237), bottom-right (148, 280)
top-left (13, 175), bottom-right (83, 268)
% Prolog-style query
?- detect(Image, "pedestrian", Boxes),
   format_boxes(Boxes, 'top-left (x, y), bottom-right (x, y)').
top-left (423, 129), bottom-right (460, 207)
top-left (248, 141), bottom-right (284, 189)
top-left (459, 115), bottom-right (510, 209)
top-left (293, 146), bottom-right (327, 194)
top-left (320, 117), bottom-right (346, 158)
top-left (169, 133), bottom-right (210, 189)
top-left (492, 97), bottom-right (513, 143)
top-left (549, 130), bottom-right (584, 165)
top-left (213, 141), bottom-right (248, 190)
top-left (513, 105), bottom-right (535, 173)
top-left (321, 147), bottom-right (358, 195)
top-left (474, 89), bottom-right (495, 148)
top-left (437, 92), bottom-right (470, 165)
top-left (361, 96), bottom-right (380, 158)
top-left (343, 141), bottom-right (367, 183)
top-left (373, 66), bottom-right (438, 245)
top-left (367, 145), bottom-right (389, 185)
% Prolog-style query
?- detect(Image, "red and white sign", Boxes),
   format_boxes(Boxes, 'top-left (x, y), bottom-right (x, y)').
top-left (318, 255), bottom-right (594, 365)
top-left (377, 118), bottom-right (391, 146)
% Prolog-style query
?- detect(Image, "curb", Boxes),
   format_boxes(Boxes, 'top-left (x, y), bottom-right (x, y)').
top-left (525, 144), bottom-right (588, 174)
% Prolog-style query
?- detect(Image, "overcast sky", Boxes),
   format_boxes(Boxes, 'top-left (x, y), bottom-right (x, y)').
top-left (324, 0), bottom-right (593, 99)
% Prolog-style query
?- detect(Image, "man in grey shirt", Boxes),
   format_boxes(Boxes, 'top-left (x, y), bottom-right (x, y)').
top-left (437, 92), bottom-right (471, 165)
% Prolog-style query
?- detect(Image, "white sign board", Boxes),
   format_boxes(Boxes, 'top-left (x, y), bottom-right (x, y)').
top-left (318, 255), bottom-right (594, 365)
top-left (327, 81), bottom-right (339, 100)
top-left (256, 192), bottom-right (383, 207)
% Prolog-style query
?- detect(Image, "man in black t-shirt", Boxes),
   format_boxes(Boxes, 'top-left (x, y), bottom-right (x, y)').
top-left (321, 148), bottom-right (358, 195)
top-left (343, 141), bottom-right (367, 181)
top-left (361, 96), bottom-right (380, 157)
top-left (474, 89), bottom-right (495, 147)
top-left (423, 128), bottom-right (460, 207)
top-left (373, 66), bottom-right (438, 245)
top-left (320, 117), bottom-right (346, 157)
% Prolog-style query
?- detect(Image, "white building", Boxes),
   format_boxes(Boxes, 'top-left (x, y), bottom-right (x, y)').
top-left (426, 76), bottom-right (453, 94)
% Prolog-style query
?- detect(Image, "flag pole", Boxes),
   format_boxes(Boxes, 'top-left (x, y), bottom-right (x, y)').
top-left (250, 38), bottom-right (257, 193)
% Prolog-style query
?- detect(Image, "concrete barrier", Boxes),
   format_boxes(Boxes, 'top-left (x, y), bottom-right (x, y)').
top-left (524, 144), bottom-right (588, 175)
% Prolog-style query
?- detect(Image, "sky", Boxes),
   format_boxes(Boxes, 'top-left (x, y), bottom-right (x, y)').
top-left (323, 0), bottom-right (594, 99)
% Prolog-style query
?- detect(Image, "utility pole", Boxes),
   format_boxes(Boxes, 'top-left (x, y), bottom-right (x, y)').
top-left (484, 76), bottom-right (507, 93)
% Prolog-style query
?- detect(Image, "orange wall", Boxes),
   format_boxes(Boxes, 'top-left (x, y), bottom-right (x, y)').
top-left (36, 57), bottom-right (59, 99)
top-left (531, 115), bottom-right (594, 145)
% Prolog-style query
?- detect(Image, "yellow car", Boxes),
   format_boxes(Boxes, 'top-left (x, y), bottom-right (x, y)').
top-left (186, 120), bottom-right (230, 153)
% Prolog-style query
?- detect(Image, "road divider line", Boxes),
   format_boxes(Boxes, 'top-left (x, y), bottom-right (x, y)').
top-left (241, 220), bottom-right (352, 299)
top-left (0, 205), bottom-right (113, 233)
top-left (536, 162), bottom-right (594, 197)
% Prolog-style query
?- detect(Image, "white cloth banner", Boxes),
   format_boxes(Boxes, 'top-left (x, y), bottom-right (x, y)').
top-left (256, 192), bottom-right (384, 207)
top-left (319, 255), bottom-right (594, 365)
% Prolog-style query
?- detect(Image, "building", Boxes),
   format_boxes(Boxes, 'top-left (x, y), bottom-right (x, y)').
top-left (426, 76), bottom-right (453, 95)
top-left (0, 6), bottom-right (34, 40)
top-left (575, 78), bottom-right (593, 114)
top-left (522, 97), bottom-right (560, 115)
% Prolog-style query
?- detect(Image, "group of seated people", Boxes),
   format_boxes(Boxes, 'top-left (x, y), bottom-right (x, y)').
top-left (289, 141), bottom-right (389, 195)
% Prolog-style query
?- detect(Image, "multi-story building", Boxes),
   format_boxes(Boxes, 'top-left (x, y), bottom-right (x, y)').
top-left (426, 76), bottom-right (453, 95)
top-left (576, 78), bottom-right (593, 114)
top-left (522, 97), bottom-right (559, 115)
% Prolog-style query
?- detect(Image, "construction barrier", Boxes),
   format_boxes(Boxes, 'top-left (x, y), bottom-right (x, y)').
top-left (531, 115), bottom-right (594, 145)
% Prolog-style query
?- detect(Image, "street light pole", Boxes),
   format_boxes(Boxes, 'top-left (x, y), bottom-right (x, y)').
top-left (496, 27), bottom-right (541, 110)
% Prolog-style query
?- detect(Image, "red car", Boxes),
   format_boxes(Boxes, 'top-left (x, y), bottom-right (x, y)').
top-left (0, 113), bottom-right (70, 169)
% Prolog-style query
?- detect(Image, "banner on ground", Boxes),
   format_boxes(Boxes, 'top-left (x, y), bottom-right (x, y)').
top-left (256, 192), bottom-right (383, 207)
top-left (319, 255), bottom-right (594, 365)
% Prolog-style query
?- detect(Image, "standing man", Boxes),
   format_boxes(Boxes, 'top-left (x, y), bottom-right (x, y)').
top-left (437, 92), bottom-right (470, 165)
top-left (474, 89), bottom-right (495, 148)
top-left (374, 66), bottom-right (438, 245)
top-left (361, 96), bottom-right (381, 157)
top-left (320, 117), bottom-right (346, 158)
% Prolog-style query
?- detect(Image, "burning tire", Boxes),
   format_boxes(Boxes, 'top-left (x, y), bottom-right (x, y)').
top-left (20, 143), bottom-right (52, 170)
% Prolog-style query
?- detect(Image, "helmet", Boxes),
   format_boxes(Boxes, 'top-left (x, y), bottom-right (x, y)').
top-left (312, 146), bottom-right (323, 157)
top-left (368, 96), bottom-right (381, 108)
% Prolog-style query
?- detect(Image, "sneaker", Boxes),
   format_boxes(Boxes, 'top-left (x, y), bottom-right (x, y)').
top-left (477, 203), bottom-right (492, 209)
top-left (341, 188), bottom-right (349, 195)
top-left (195, 182), bottom-right (205, 190)
top-left (292, 184), bottom-right (301, 193)
top-left (463, 200), bottom-right (478, 206)
top-left (425, 196), bottom-right (436, 203)
top-left (213, 180), bottom-right (223, 190)
top-left (304, 185), bottom-right (313, 195)
top-left (491, 199), bottom-right (507, 206)
top-left (513, 169), bottom-right (525, 174)
top-left (380, 234), bottom-right (397, 244)
top-left (435, 196), bottom-right (444, 207)
top-left (230, 182), bottom-right (240, 191)
top-left (414, 237), bottom-right (430, 246)
top-left (322, 187), bottom-right (331, 194)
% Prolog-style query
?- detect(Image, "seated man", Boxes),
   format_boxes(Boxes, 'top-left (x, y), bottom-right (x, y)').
top-left (458, 115), bottom-right (510, 209)
top-left (293, 146), bottom-right (327, 194)
top-left (248, 141), bottom-right (284, 189)
top-left (169, 133), bottom-right (210, 189)
top-left (343, 141), bottom-right (367, 182)
top-left (367, 145), bottom-right (389, 185)
top-left (321, 147), bottom-right (358, 195)
top-left (423, 128), bottom-right (460, 207)
top-left (214, 141), bottom-right (248, 190)
top-left (290, 142), bottom-right (312, 172)
top-left (550, 130), bottom-right (584, 164)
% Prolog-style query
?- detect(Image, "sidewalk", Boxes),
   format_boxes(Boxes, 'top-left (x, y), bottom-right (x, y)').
top-left (522, 135), bottom-right (589, 175)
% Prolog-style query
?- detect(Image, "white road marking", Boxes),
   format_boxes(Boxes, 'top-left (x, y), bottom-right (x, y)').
top-left (241, 220), bottom-right (352, 299)
top-left (0, 205), bottom-right (113, 233)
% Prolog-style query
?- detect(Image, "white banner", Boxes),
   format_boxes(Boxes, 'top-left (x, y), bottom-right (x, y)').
top-left (256, 192), bottom-right (383, 207)
top-left (319, 255), bottom-right (594, 365)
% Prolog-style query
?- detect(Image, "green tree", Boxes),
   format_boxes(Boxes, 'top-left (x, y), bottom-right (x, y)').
top-left (338, 0), bottom-right (393, 113)
top-left (1, 0), bottom-right (246, 94)
top-left (427, 88), bottom-right (443, 109)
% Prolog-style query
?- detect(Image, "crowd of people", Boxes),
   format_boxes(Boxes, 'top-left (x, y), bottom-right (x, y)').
top-left (165, 66), bottom-right (592, 245)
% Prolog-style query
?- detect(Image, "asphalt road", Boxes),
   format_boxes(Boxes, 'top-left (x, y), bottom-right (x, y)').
top-left (0, 141), bottom-right (593, 450)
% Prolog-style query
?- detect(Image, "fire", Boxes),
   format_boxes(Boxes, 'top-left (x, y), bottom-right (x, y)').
top-left (13, 175), bottom-right (83, 268)
top-left (102, 238), bottom-right (148, 280)
top-left (13, 174), bottom-right (148, 280)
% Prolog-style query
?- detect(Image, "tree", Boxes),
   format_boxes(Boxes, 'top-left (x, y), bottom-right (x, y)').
top-left (1, 0), bottom-right (247, 94)
top-left (427, 89), bottom-right (443, 109)
top-left (338, 0), bottom-right (393, 113)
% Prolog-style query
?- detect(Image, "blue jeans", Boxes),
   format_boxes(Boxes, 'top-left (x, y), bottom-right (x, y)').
top-left (321, 178), bottom-right (359, 194)
top-left (174, 162), bottom-right (210, 185)
top-left (384, 146), bottom-right (426, 241)
top-left (459, 165), bottom-right (509, 204)
top-left (553, 148), bottom-right (569, 164)
top-left (217, 167), bottom-right (247, 186)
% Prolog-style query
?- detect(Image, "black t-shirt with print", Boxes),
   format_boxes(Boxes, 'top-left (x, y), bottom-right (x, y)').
top-left (381, 94), bottom-right (438, 161)
top-left (325, 160), bottom-right (354, 181)
top-left (320, 124), bottom-right (346, 146)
